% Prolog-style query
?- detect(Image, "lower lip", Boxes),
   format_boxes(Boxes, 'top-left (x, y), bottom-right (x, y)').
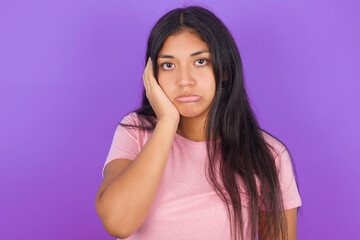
top-left (176, 96), bottom-right (201, 103)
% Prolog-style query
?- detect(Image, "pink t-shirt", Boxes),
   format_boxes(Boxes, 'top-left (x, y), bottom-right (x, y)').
top-left (102, 112), bottom-right (302, 240)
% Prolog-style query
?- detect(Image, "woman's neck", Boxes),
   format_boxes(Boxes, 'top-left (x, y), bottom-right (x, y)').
top-left (176, 115), bottom-right (207, 142)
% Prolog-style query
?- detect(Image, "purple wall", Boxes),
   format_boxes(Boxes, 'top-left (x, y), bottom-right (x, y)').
top-left (1, 0), bottom-right (359, 239)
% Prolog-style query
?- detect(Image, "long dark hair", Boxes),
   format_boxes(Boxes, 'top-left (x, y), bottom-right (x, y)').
top-left (120, 6), bottom-right (299, 240)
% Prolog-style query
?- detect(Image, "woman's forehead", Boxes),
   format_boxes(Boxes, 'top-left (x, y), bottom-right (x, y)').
top-left (158, 31), bottom-right (210, 57)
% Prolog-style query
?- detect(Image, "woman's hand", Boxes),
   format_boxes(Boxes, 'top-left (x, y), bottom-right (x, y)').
top-left (143, 57), bottom-right (180, 124)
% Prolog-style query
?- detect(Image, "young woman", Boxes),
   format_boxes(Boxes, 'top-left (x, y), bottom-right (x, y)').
top-left (95, 6), bottom-right (301, 240)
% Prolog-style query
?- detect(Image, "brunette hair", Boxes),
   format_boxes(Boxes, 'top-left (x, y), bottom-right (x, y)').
top-left (120, 6), bottom-right (299, 240)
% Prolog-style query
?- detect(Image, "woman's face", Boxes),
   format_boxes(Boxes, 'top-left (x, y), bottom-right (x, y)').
top-left (157, 30), bottom-right (216, 119)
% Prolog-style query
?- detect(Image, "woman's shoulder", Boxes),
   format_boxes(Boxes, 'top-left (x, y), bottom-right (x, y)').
top-left (260, 130), bottom-right (294, 173)
top-left (120, 112), bottom-right (157, 127)
top-left (260, 130), bottom-right (288, 159)
top-left (118, 112), bottom-right (139, 126)
top-left (121, 112), bottom-right (138, 123)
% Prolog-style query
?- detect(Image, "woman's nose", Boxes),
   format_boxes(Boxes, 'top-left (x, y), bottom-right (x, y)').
top-left (177, 67), bottom-right (195, 87)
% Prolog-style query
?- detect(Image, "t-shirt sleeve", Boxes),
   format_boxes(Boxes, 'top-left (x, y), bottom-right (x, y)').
top-left (276, 148), bottom-right (302, 210)
top-left (101, 113), bottom-right (140, 177)
top-left (260, 147), bottom-right (302, 211)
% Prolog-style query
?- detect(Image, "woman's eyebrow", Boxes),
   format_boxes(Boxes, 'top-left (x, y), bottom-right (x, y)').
top-left (158, 50), bottom-right (210, 59)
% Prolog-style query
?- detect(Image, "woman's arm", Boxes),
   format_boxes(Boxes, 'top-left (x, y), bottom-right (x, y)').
top-left (95, 119), bottom-right (178, 238)
top-left (258, 207), bottom-right (298, 240)
top-left (95, 58), bottom-right (180, 238)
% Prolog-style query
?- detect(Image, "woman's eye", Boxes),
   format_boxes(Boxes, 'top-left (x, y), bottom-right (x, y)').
top-left (161, 63), bottom-right (174, 70)
top-left (195, 59), bottom-right (208, 66)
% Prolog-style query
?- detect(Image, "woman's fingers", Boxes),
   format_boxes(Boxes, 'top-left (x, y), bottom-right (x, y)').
top-left (142, 56), bottom-right (180, 123)
top-left (145, 57), bottom-right (156, 96)
top-left (147, 58), bottom-right (155, 83)
top-left (143, 58), bottom-right (150, 95)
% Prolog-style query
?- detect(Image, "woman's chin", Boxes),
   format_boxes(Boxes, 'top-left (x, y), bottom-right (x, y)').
top-left (177, 104), bottom-right (210, 119)
top-left (179, 110), bottom-right (205, 118)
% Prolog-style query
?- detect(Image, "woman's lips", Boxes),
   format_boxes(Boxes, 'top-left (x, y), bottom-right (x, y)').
top-left (175, 95), bottom-right (201, 103)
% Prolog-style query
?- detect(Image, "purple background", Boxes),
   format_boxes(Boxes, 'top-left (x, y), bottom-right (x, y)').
top-left (1, 0), bottom-right (359, 239)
